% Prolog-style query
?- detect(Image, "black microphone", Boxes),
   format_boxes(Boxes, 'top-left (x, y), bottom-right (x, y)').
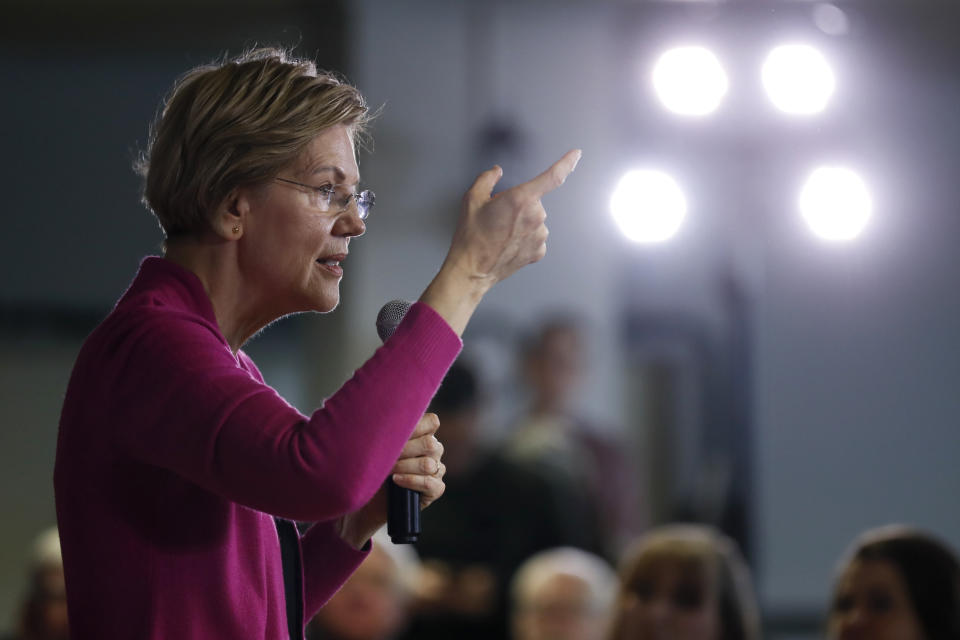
top-left (375, 299), bottom-right (420, 544)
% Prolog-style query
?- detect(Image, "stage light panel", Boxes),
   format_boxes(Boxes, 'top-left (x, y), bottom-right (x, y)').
top-left (799, 166), bottom-right (872, 241)
top-left (652, 46), bottom-right (728, 116)
top-left (762, 44), bottom-right (835, 115)
top-left (611, 170), bottom-right (687, 243)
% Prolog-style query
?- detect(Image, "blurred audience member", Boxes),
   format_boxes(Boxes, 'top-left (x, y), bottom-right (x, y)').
top-left (3, 527), bottom-right (69, 640)
top-left (511, 546), bottom-right (617, 640)
top-left (827, 524), bottom-right (960, 640)
top-left (504, 316), bottom-right (643, 557)
top-left (306, 528), bottom-right (419, 640)
top-left (401, 359), bottom-right (592, 640)
top-left (607, 524), bottom-right (759, 640)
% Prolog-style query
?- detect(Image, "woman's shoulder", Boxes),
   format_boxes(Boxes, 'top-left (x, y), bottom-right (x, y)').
top-left (88, 258), bottom-right (228, 354)
top-left (76, 289), bottom-right (231, 382)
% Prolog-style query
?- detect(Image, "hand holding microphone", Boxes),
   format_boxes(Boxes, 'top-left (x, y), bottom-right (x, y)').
top-left (377, 300), bottom-right (446, 543)
top-left (384, 411), bottom-right (445, 544)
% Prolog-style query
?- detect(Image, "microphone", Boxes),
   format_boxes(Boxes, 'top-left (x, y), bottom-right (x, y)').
top-left (375, 300), bottom-right (420, 544)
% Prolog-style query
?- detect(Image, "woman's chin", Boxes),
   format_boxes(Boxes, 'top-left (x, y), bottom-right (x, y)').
top-left (280, 292), bottom-right (339, 317)
top-left (314, 294), bottom-right (341, 314)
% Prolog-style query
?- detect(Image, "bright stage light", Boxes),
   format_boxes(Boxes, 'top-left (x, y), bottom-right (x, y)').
top-left (798, 167), bottom-right (872, 241)
top-left (762, 44), bottom-right (835, 115)
top-left (610, 170), bottom-right (687, 243)
top-left (652, 47), bottom-right (728, 116)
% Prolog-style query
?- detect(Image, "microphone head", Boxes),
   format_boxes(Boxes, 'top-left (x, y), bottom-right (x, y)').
top-left (376, 299), bottom-right (413, 342)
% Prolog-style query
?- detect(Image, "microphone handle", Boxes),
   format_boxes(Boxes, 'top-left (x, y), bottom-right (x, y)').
top-left (386, 478), bottom-right (420, 544)
top-left (377, 299), bottom-right (421, 544)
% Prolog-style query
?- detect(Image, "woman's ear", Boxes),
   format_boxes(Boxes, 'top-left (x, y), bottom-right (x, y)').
top-left (212, 188), bottom-right (248, 240)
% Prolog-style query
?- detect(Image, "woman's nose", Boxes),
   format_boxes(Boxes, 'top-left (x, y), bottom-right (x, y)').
top-left (643, 596), bottom-right (673, 623)
top-left (333, 206), bottom-right (366, 237)
top-left (837, 606), bottom-right (868, 633)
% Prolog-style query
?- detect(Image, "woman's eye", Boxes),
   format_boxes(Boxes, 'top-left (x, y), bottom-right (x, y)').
top-left (673, 585), bottom-right (704, 610)
top-left (629, 580), bottom-right (654, 601)
top-left (317, 184), bottom-right (336, 197)
top-left (867, 591), bottom-right (893, 613)
top-left (832, 595), bottom-right (854, 612)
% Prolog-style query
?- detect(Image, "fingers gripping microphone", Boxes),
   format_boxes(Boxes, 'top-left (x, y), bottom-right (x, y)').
top-left (376, 300), bottom-right (421, 544)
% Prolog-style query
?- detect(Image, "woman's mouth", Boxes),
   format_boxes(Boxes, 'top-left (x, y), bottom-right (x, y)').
top-left (316, 254), bottom-right (346, 277)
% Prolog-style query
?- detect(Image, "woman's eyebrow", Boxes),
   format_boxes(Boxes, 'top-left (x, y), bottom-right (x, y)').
top-left (310, 165), bottom-right (348, 181)
top-left (309, 165), bottom-right (362, 187)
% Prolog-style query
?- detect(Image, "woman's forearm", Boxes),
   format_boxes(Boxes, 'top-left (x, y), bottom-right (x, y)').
top-left (418, 259), bottom-right (490, 337)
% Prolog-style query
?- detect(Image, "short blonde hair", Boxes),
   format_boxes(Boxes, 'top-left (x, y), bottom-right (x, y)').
top-left (610, 525), bottom-right (760, 640)
top-left (136, 47), bottom-right (369, 238)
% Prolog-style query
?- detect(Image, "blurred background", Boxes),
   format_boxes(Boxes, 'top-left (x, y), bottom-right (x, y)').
top-left (2, 0), bottom-right (959, 637)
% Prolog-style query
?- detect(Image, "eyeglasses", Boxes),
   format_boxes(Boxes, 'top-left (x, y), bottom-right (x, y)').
top-left (273, 178), bottom-right (376, 220)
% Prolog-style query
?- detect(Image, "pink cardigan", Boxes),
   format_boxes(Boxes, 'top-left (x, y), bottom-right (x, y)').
top-left (54, 257), bottom-right (461, 638)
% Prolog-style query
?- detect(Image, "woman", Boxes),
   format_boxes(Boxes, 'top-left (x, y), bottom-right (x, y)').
top-left (827, 525), bottom-right (960, 640)
top-left (607, 525), bottom-right (759, 640)
top-left (53, 47), bottom-right (579, 639)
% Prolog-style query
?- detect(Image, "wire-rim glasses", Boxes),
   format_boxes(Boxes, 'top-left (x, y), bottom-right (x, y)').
top-left (273, 178), bottom-right (375, 220)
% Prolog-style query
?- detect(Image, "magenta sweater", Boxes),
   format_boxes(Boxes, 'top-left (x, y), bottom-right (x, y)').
top-left (54, 257), bottom-right (461, 639)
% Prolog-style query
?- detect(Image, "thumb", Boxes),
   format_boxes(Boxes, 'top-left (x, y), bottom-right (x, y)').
top-left (466, 165), bottom-right (504, 204)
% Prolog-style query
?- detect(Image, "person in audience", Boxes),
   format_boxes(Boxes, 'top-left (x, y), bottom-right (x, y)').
top-left (607, 524), bottom-right (759, 640)
top-left (2, 527), bottom-right (69, 640)
top-left (401, 359), bottom-right (594, 640)
top-left (306, 529), bottom-right (419, 640)
top-left (510, 546), bottom-right (617, 640)
top-left (827, 524), bottom-right (960, 640)
top-left (503, 316), bottom-right (643, 558)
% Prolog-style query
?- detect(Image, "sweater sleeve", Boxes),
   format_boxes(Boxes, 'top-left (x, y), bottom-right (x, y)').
top-left (109, 301), bottom-right (461, 522)
top-left (299, 520), bottom-right (371, 618)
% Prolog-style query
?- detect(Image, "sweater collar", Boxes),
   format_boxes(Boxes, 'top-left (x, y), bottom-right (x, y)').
top-left (120, 256), bottom-right (221, 330)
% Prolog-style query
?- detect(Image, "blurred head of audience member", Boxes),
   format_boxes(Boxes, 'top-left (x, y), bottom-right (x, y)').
top-left (607, 524), bottom-right (759, 640)
top-left (10, 527), bottom-right (68, 640)
top-left (306, 529), bottom-right (420, 640)
top-left (827, 524), bottom-right (960, 640)
top-left (427, 357), bottom-right (484, 475)
top-left (522, 316), bottom-right (586, 417)
top-left (511, 546), bottom-right (617, 640)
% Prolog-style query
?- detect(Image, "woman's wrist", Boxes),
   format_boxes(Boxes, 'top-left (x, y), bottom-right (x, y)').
top-left (336, 512), bottom-right (379, 551)
top-left (418, 259), bottom-right (490, 337)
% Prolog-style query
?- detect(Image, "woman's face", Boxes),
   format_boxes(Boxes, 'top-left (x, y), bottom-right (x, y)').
top-left (239, 124), bottom-right (365, 318)
top-left (526, 327), bottom-right (584, 412)
top-left (311, 546), bottom-right (406, 640)
top-left (615, 557), bottom-right (720, 640)
top-left (828, 558), bottom-right (926, 640)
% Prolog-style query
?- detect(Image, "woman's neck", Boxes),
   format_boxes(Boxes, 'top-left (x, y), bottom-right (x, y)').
top-left (164, 237), bottom-right (272, 353)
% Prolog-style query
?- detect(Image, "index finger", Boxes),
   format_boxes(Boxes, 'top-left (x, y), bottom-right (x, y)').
top-left (411, 412), bottom-right (440, 438)
top-left (522, 149), bottom-right (582, 198)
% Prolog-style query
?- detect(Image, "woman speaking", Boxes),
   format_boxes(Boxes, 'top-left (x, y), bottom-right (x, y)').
top-left (53, 47), bottom-right (579, 639)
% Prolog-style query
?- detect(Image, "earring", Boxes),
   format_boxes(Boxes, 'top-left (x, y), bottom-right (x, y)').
top-left (232, 225), bottom-right (241, 234)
